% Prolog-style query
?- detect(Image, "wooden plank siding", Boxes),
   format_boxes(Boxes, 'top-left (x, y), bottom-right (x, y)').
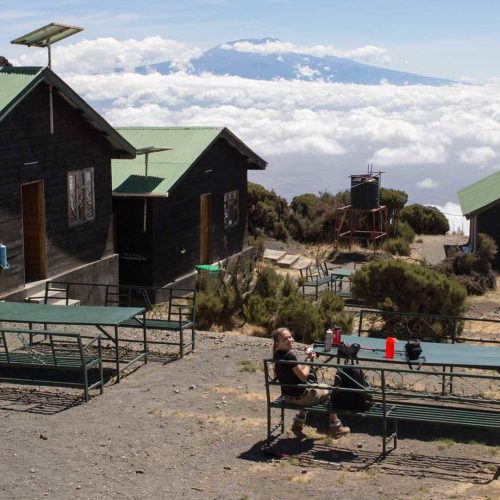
top-left (115, 137), bottom-right (249, 287)
top-left (476, 202), bottom-right (500, 268)
top-left (0, 81), bottom-right (116, 294)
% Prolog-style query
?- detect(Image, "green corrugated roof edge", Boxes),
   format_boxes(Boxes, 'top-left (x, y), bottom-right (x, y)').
top-left (0, 66), bottom-right (135, 159)
top-left (112, 126), bottom-right (267, 196)
top-left (457, 170), bottom-right (500, 216)
top-left (0, 66), bottom-right (44, 119)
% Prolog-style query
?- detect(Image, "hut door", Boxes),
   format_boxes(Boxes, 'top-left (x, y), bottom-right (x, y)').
top-left (200, 193), bottom-right (212, 264)
top-left (21, 181), bottom-right (47, 281)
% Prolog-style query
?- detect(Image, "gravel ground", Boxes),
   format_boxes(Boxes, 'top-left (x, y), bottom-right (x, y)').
top-left (0, 330), bottom-right (498, 500)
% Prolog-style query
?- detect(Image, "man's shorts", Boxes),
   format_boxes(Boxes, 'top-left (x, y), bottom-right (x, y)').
top-left (283, 384), bottom-right (330, 406)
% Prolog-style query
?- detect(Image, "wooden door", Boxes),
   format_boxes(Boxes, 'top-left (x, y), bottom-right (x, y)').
top-left (200, 193), bottom-right (212, 264)
top-left (22, 181), bottom-right (47, 281)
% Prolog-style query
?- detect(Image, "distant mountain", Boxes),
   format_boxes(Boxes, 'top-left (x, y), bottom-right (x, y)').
top-left (137, 38), bottom-right (454, 86)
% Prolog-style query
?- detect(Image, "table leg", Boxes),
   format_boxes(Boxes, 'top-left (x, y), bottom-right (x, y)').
top-left (115, 325), bottom-right (120, 382)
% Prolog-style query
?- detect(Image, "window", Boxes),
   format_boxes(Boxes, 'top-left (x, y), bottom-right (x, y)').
top-left (224, 190), bottom-right (239, 228)
top-left (68, 168), bottom-right (95, 225)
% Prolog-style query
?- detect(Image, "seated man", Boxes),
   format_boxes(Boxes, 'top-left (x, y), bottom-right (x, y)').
top-left (272, 327), bottom-right (350, 438)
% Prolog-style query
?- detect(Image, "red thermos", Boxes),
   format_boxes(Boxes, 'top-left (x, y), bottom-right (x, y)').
top-left (332, 326), bottom-right (342, 345)
top-left (385, 337), bottom-right (397, 359)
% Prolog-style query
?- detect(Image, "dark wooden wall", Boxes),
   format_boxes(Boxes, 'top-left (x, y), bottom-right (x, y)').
top-left (115, 137), bottom-right (249, 286)
top-left (0, 81), bottom-right (115, 295)
top-left (477, 203), bottom-right (500, 268)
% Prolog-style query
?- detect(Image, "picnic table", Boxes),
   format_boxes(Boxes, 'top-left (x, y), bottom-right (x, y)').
top-left (0, 301), bottom-right (146, 381)
top-left (314, 334), bottom-right (500, 370)
top-left (328, 267), bottom-right (354, 298)
top-left (266, 336), bottom-right (500, 456)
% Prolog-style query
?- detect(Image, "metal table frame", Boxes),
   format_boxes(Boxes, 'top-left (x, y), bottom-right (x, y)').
top-left (0, 302), bottom-right (146, 381)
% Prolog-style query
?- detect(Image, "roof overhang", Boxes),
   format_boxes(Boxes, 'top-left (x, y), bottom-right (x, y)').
top-left (0, 67), bottom-right (135, 159)
top-left (220, 127), bottom-right (267, 170)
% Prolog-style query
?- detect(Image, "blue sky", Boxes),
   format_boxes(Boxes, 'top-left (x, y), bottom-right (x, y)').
top-left (3, 0), bottom-right (500, 232)
top-left (2, 0), bottom-right (500, 80)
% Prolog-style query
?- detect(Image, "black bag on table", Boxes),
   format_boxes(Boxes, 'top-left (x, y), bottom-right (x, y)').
top-left (404, 339), bottom-right (422, 369)
top-left (336, 341), bottom-right (360, 365)
top-left (330, 367), bottom-right (373, 411)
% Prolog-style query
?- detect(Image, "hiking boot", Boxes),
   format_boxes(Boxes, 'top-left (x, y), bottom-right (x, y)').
top-left (291, 415), bottom-right (306, 435)
top-left (329, 423), bottom-right (350, 438)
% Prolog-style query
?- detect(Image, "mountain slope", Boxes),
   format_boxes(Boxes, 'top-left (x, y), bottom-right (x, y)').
top-left (138, 38), bottom-right (454, 86)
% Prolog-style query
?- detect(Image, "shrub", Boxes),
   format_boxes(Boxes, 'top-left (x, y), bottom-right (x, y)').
top-left (243, 295), bottom-right (278, 327)
top-left (351, 259), bottom-right (467, 317)
top-left (248, 183), bottom-right (290, 241)
top-left (271, 295), bottom-right (323, 344)
top-left (394, 220), bottom-right (415, 243)
top-left (196, 294), bottom-right (224, 329)
top-left (318, 291), bottom-right (354, 332)
top-left (383, 237), bottom-right (410, 256)
top-left (254, 266), bottom-right (283, 298)
top-left (399, 204), bottom-right (449, 234)
top-left (280, 274), bottom-right (299, 297)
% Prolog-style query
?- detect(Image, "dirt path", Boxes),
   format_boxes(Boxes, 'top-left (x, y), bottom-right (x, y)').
top-left (0, 331), bottom-right (498, 500)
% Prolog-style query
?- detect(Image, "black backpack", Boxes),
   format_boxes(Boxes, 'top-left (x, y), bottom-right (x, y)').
top-left (330, 367), bottom-right (373, 411)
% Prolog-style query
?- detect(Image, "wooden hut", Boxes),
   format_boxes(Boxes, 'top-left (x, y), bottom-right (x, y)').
top-left (112, 127), bottom-right (267, 286)
top-left (0, 66), bottom-right (135, 300)
top-left (457, 170), bottom-right (500, 268)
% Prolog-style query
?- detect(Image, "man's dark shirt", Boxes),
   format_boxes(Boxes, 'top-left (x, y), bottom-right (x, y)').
top-left (274, 350), bottom-right (305, 396)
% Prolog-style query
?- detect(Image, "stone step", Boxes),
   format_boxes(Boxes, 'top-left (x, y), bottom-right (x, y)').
top-left (263, 249), bottom-right (287, 262)
top-left (291, 258), bottom-right (313, 270)
top-left (276, 254), bottom-right (300, 268)
top-left (26, 295), bottom-right (80, 306)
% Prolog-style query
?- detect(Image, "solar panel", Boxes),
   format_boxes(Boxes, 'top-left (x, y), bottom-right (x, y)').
top-left (11, 22), bottom-right (83, 48)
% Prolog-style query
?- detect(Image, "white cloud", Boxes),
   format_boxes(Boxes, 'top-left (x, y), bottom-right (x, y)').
top-left (429, 202), bottom-right (468, 236)
top-left (13, 36), bottom-right (201, 74)
top-left (416, 177), bottom-right (438, 189)
top-left (458, 146), bottom-right (497, 166)
top-left (294, 64), bottom-right (320, 79)
top-left (14, 35), bottom-right (498, 206)
top-left (221, 40), bottom-right (392, 65)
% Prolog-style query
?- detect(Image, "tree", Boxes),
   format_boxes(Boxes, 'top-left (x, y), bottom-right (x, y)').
top-left (399, 204), bottom-right (449, 234)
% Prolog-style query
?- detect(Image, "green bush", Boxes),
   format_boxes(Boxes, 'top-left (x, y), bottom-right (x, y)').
top-left (243, 295), bottom-right (278, 327)
top-left (383, 237), bottom-right (410, 256)
top-left (280, 274), bottom-right (299, 297)
top-left (351, 259), bottom-right (467, 317)
top-left (394, 220), bottom-right (415, 243)
top-left (318, 291), bottom-right (354, 332)
top-left (196, 290), bottom-right (224, 329)
top-left (254, 266), bottom-right (283, 298)
top-left (248, 183), bottom-right (290, 241)
top-left (399, 204), bottom-right (449, 235)
top-left (271, 295), bottom-right (323, 344)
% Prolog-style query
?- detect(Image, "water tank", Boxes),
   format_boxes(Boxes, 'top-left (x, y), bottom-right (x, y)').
top-left (350, 175), bottom-right (379, 209)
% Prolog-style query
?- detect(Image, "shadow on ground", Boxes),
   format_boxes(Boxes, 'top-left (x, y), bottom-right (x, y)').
top-left (240, 437), bottom-right (499, 485)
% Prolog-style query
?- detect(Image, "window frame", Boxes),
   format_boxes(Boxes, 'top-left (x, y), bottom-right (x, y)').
top-left (67, 167), bottom-right (95, 226)
top-left (224, 189), bottom-right (239, 229)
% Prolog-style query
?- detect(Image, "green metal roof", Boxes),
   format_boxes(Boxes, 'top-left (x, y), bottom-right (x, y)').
top-left (0, 66), bottom-right (43, 118)
top-left (112, 127), bottom-right (266, 197)
top-left (457, 170), bottom-right (500, 216)
top-left (0, 66), bottom-right (135, 159)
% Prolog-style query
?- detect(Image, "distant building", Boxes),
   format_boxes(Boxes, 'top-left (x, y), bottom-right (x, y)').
top-left (112, 127), bottom-right (267, 286)
top-left (0, 66), bottom-right (135, 300)
top-left (457, 170), bottom-right (500, 268)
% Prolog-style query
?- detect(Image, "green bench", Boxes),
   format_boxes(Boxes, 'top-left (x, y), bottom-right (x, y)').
top-left (104, 285), bottom-right (196, 358)
top-left (0, 328), bottom-right (103, 402)
top-left (264, 359), bottom-right (500, 458)
top-left (300, 262), bottom-right (335, 300)
top-left (44, 282), bottom-right (196, 358)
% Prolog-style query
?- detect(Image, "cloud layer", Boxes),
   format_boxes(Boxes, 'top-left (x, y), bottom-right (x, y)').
top-left (13, 36), bottom-right (498, 233)
top-left (220, 39), bottom-right (392, 66)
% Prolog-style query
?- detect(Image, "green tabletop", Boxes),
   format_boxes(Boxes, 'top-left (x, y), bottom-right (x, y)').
top-left (315, 334), bottom-right (500, 370)
top-left (330, 268), bottom-right (354, 277)
top-left (0, 301), bottom-right (144, 327)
